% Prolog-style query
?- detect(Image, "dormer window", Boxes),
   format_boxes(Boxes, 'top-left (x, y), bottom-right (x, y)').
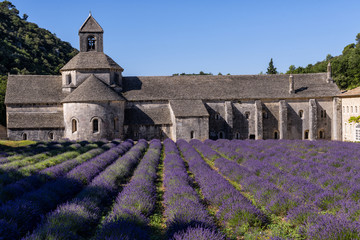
top-left (87, 36), bottom-right (96, 51)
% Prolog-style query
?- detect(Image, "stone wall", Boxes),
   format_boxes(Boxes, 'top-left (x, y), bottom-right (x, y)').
top-left (63, 101), bottom-right (124, 141)
top-left (175, 117), bottom-right (209, 141)
top-left (123, 124), bottom-right (171, 140)
top-left (8, 129), bottom-right (63, 141)
top-left (341, 97), bottom-right (360, 141)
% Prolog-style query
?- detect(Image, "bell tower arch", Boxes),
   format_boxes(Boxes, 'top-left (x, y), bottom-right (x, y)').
top-left (79, 12), bottom-right (104, 52)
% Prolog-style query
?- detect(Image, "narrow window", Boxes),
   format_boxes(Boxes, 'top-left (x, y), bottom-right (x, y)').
top-left (304, 130), bottom-right (309, 140)
top-left (262, 110), bottom-right (268, 119)
top-left (320, 110), bottom-right (323, 118)
top-left (215, 113), bottom-right (220, 120)
top-left (347, 106), bottom-right (349, 113)
top-left (93, 119), bottom-right (99, 133)
top-left (351, 106), bottom-right (354, 113)
top-left (87, 36), bottom-right (96, 51)
top-left (190, 131), bottom-right (195, 139)
top-left (299, 110), bottom-right (303, 119)
top-left (319, 130), bottom-right (325, 139)
top-left (356, 106), bottom-right (358, 113)
top-left (48, 132), bottom-right (54, 140)
top-left (113, 117), bottom-right (119, 131)
top-left (343, 106), bottom-right (345, 112)
top-left (274, 131), bottom-right (279, 139)
top-left (66, 74), bottom-right (72, 85)
top-left (72, 119), bottom-right (77, 133)
top-left (22, 133), bottom-right (27, 140)
top-left (323, 110), bottom-right (326, 118)
top-left (245, 112), bottom-right (250, 119)
top-left (235, 132), bottom-right (241, 139)
top-left (218, 131), bottom-right (225, 139)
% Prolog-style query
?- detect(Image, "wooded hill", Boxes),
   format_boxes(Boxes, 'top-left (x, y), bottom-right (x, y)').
top-left (0, 1), bottom-right (78, 126)
top-left (286, 34), bottom-right (360, 90)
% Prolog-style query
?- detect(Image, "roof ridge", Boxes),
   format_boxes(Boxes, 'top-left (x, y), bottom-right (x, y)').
top-left (79, 14), bottom-right (103, 33)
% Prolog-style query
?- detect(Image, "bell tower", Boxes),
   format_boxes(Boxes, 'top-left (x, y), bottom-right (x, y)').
top-left (79, 12), bottom-right (104, 52)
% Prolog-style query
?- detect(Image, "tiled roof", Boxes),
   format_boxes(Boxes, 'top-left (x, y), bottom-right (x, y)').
top-left (339, 86), bottom-right (360, 97)
top-left (122, 73), bottom-right (340, 101)
top-left (61, 74), bottom-right (125, 103)
top-left (170, 100), bottom-right (209, 117)
top-left (79, 14), bottom-right (103, 33)
top-left (7, 112), bottom-right (64, 129)
top-left (60, 52), bottom-right (123, 71)
top-left (5, 75), bottom-right (65, 104)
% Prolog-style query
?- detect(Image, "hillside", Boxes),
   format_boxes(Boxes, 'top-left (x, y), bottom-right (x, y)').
top-left (286, 33), bottom-right (360, 90)
top-left (0, 1), bottom-right (78, 125)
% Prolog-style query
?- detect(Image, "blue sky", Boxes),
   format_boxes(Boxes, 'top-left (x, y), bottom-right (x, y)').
top-left (8, 0), bottom-right (360, 76)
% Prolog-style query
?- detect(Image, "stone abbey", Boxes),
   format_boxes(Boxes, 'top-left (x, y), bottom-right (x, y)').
top-left (5, 14), bottom-right (345, 142)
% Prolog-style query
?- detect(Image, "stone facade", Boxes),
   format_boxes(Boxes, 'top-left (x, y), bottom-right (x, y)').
top-left (4, 14), bottom-right (345, 142)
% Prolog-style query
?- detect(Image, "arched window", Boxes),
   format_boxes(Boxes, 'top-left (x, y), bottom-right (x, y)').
top-left (22, 133), bottom-right (27, 140)
top-left (190, 131), bottom-right (195, 139)
top-left (66, 74), bottom-right (72, 85)
top-left (245, 112), bottom-right (250, 119)
top-left (93, 118), bottom-right (99, 133)
top-left (274, 131), bottom-right (279, 139)
top-left (355, 125), bottom-right (360, 141)
top-left (87, 36), bottom-right (96, 51)
top-left (235, 132), bottom-right (241, 139)
top-left (343, 106), bottom-right (345, 113)
top-left (214, 113), bottom-right (220, 120)
top-left (48, 132), bottom-right (54, 141)
top-left (304, 130), bottom-right (309, 140)
top-left (351, 106), bottom-right (354, 113)
top-left (218, 131), bottom-right (225, 139)
top-left (72, 119), bottom-right (78, 133)
top-left (356, 106), bottom-right (358, 113)
top-left (347, 106), bottom-right (349, 113)
top-left (299, 110), bottom-right (303, 119)
top-left (318, 129), bottom-right (325, 139)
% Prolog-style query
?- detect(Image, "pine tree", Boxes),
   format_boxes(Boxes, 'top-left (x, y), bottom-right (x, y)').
top-left (267, 58), bottom-right (278, 74)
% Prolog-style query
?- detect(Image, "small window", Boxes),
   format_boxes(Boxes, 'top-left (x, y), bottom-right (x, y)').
top-left (274, 131), bottom-right (279, 139)
top-left (22, 133), bottom-right (27, 140)
top-left (190, 131), bottom-right (195, 139)
top-left (235, 132), bottom-right (241, 139)
top-left (48, 132), bottom-right (54, 140)
top-left (320, 110), bottom-right (323, 118)
top-left (113, 117), bottom-right (119, 131)
top-left (299, 110), bottom-right (303, 119)
top-left (343, 106), bottom-right (345, 112)
top-left (215, 113), bottom-right (221, 120)
top-left (93, 119), bottom-right (99, 133)
top-left (351, 106), bottom-right (354, 113)
top-left (356, 106), bottom-right (358, 113)
top-left (249, 134), bottom-right (255, 140)
top-left (87, 36), bottom-right (96, 51)
top-left (218, 131), bottom-right (225, 139)
top-left (304, 130), bottom-right (309, 140)
top-left (323, 110), bottom-right (326, 118)
top-left (347, 106), bottom-right (349, 113)
top-left (319, 130), bottom-right (325, 139)
top-left (72, 119), bottom-right (77, 133)
top-left (66, 74), bottom-right (72, 85)
top-left (245, 112), bottom-right (250, 119)
top-left (262, 110), bottom-right (268, 119)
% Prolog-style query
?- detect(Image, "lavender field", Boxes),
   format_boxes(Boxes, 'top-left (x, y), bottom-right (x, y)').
top-left (0, 139), bottom-right (359, 239)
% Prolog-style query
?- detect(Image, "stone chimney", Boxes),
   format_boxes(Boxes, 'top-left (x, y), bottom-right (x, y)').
top-left (326, 62), bottom-right (333, 83)
top-left (289, 74), bottom-right (295, 94)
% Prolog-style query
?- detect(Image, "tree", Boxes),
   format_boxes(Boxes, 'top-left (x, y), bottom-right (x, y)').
top-left (266, 58), bottom-right (278, 74)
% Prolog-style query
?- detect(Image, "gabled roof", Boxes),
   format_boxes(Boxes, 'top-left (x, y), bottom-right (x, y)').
top-left (7, 112), bottom-right (64, 129)
top-left (61, 74), bottom-right (125, 103)
top-left (339, 86), bottom-right (360, 97)
top-left (60, 52), bottom-right (123, 71)
top-left (170, 100), bottom-right (209, 117)
top-left (5, 75), bottom-right (65, 104)
top-left (122, 73), bottom-right (341, 101)
top-left (79, 13), bottom-right (103, 33)
top-left (124, 105), bottom-right (171, 125)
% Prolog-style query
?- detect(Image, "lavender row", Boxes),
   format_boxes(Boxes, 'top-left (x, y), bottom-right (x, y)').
top-left (93, 139), bottom-right (160, 239)
top-left (0, 140), bottom-right (133, 239)
top-left (162, 139), bottom-right (224, 240)
top-left (179, 139), bottom-right (268, 238)
top-left (26, 140), bottom-right (148, 240)
top-left (0, 143), bottom-right (98, 187)
top-left (0, 147), bottom-right (105, 204)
